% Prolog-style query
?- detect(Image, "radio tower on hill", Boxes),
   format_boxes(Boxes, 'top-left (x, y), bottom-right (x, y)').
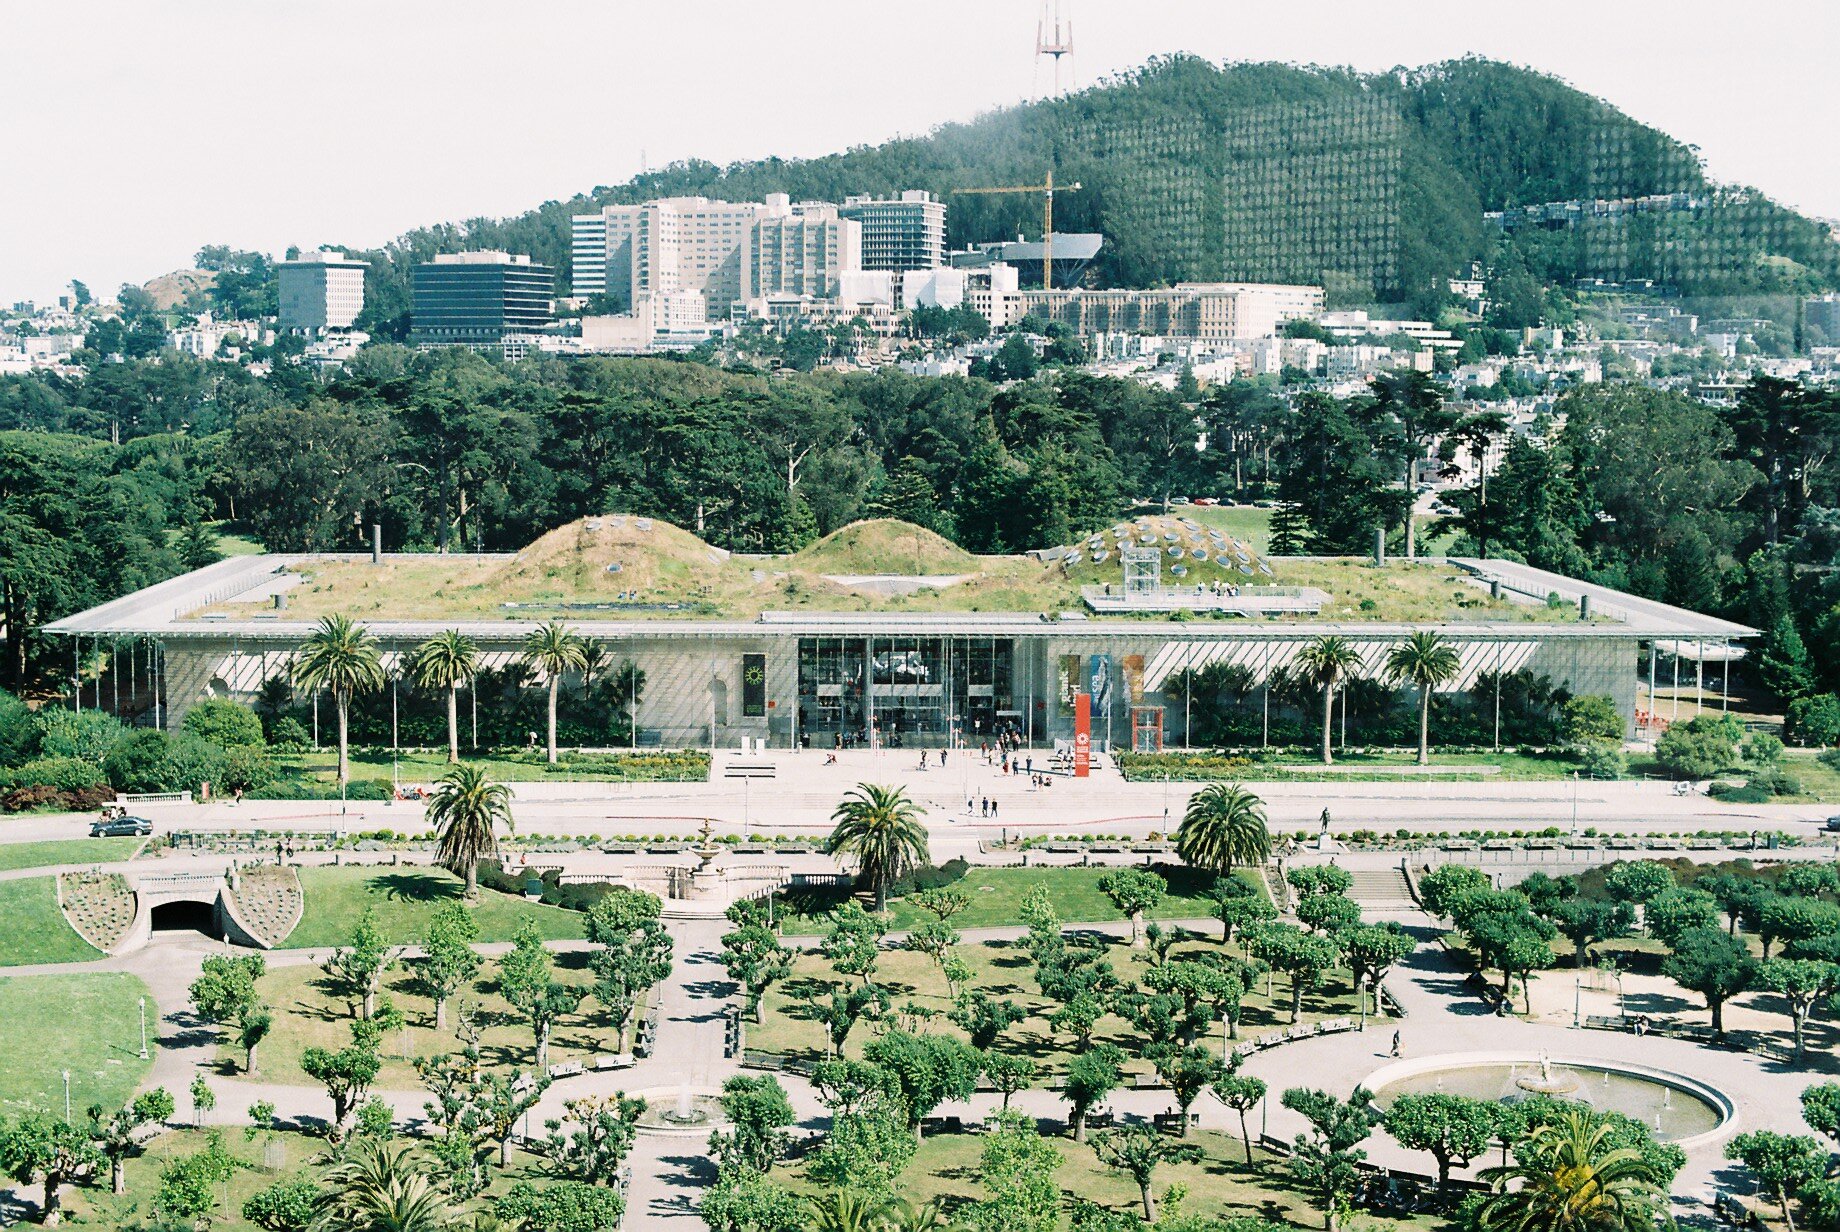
top-left (1034, 0), bottom-right (1075, 98)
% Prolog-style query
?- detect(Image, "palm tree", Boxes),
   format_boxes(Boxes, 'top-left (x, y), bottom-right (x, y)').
top-left (409, 630), bottom-right (479, 764)
top-left (1294, 635), bottom-right (1364, 765)
top-left (806, 1190), bottom-right (893, 1232)
top-left (1177, 783), bottom-right (1271, 874)
top-left (826, 783), bottom-right (929, 910)
top-left (1385, 631), bottom-right (1461, 766)
top-left (313, 1140), bottom-right (456, 1231)
top-left (427, 764), bottom-right (512, 900)
top-left (1474, 1109), bottom-right (1668, 1232)
top-left (291, 614), bottom-right (386, 785)
top-left (885, 1200), bottom-right (946, 1232)
top-left (519, 620), bottom-right (587, 764)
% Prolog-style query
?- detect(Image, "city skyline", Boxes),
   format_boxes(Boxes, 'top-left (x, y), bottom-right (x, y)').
top-left (3, 0), bottom-right (1838, 305)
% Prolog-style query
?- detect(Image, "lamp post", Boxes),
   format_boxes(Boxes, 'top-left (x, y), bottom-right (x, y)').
top-left (1570, 771), bottom-right (1579, 834)
top-left (1573, 976), bottom-right (1581, 1029)
top-left (139, 996), bottom-right (149, 1060)
top-left (62, 1070), bottom-right (70, 1123)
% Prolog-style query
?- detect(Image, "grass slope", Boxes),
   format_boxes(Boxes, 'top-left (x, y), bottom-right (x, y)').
top-left (280, 866), bottom-right (582, 949)
top-left (0, 837), bottom-right (142, 874)
top-left (0, 876), bottom-right (102, 966)
top-left (0, 972), bottom-right (153, 1114)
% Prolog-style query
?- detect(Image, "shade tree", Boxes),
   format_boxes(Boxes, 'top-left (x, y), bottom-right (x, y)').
top-left (1091, 1124), bottom-right (1201, 1222)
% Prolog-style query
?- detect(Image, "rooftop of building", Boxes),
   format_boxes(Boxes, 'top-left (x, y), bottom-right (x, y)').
top-left (41, 517), bottom-right (1755, 643)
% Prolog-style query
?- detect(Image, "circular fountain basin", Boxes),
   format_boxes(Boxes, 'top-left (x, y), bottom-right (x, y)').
top-left (1365, 1053), bottom-right (1734, 1148)
top-left (629, 1085), bottom-right (729, 1135)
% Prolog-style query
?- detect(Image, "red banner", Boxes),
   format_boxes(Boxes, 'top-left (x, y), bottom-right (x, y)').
top-left (1073, 691), bottom-right (1091, 778)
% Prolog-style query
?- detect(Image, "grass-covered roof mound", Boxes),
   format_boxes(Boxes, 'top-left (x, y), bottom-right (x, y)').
top-left (195, 515), bottom-right (1576, 625)
top-left (789, 520), bottom-right (982, 575)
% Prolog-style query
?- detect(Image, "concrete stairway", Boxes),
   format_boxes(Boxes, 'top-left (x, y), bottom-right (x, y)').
top-left (1346, 865), bottom-right (1416, 910)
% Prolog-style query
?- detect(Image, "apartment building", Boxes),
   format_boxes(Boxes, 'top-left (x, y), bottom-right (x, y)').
top-left (276, 250), bottom-right (367, 332)
top-left (572, 195), bottom-right (859, 317)
top-left (839, 191), bottom-right (947, 273)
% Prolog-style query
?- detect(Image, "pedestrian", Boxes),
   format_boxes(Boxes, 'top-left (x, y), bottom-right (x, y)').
top-left (940, 748), bottom-right (948, 767)
top-left (966, 796), bottom-right (974, 814)
top-left (980, 796), bottom-right (989, 817)
top-left (991, 799), bottom-right (999, 819)
top-left (1390, 1031), bottom-right (1401, 1058)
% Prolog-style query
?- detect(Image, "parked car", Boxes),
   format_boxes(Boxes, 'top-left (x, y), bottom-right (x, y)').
top-left (1193, 497), bottom-right (1219, 506)
top-left (90, 815), bottom-right (153, 838)
top-left (1822, 817), bottom-right (1840, 833)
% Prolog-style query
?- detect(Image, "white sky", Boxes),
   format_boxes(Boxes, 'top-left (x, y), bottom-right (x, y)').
top-left (4, 0), bottom-right (1836, 305)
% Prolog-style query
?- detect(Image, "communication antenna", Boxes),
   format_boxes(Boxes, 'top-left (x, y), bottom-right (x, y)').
top-left (1034, 0), bottom-right (1075, 98)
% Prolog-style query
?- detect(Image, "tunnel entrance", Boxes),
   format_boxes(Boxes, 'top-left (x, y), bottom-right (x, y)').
top-left (149, 899), bottom-right (218, 936)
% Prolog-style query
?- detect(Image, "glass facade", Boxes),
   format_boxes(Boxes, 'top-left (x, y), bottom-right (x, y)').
top-left (796, 636), bottom-right (1017, 748)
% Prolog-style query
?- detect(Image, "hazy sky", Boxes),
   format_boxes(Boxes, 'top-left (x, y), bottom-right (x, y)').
top-left (5, 0), bottom-right (1837, 305)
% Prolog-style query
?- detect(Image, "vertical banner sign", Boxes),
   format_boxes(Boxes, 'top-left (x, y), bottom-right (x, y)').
top-left (1123, 654), bottom-right (1145, 706)
top-left (1089, 655), bottom-right (1113, 726)
top-left (1058, 654), bottom-right (1082, 717)
top-left (1073, 691), bottom-right (1091, 778)
top-left (741, 654), bottom-right (767, 718)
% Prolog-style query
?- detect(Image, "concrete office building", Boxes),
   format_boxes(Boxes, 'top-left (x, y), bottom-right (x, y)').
top-left (276, 250), bottom-right (367, 332)
top-left (903, 264), bottom-right (1024, 329)
top-left (1020, 282), bottom-right (1325, 341)
top-left (409, 252), bottom-right (554, 351)
top-left (572, 195), bottom-right (860, 318)
top-left (839, 191), bottom-right (947, 273)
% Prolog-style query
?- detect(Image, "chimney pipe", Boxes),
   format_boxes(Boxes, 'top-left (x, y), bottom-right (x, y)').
top-left (273, 593), bottom-right (287, 611)
top-left (371, 523), bottom-right (382, 565)
top-left (1373, 527), bottom-right (1386, 567)
top-left (1579, 594), bottom-right (1593, 621)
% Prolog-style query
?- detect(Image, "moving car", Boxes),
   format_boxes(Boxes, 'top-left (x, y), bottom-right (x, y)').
top-left (90, 815), bottom-right (153, 838)
top-left (1823, 817), bottom-right (1840, 833)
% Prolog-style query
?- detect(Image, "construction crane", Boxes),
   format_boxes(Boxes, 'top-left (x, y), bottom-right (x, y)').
top-left (952, 171), bottom-right (1082, 290)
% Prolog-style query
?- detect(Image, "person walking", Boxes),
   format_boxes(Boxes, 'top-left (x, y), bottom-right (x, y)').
top-left (1390, 1031), bottom-right (1402, 1058)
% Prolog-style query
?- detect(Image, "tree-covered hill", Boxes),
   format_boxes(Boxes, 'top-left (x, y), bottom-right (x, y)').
top-left (313, 55), bottom-right (1835, 337)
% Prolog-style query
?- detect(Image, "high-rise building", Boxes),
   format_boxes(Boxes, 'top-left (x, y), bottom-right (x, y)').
top-left (572, 194), bottom-right (861, 317)
top-left (839, 191), bottom-right (946, 273)
top-left (1806, 293), bottom-right (1840, 346)
top-left (276, 250), bottom-right (367, 332)
top-left (410, 252), bottom-right (553, 351)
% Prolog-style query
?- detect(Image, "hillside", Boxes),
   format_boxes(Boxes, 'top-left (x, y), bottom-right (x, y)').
top-left (333, 55), bottom-right (1839, 338)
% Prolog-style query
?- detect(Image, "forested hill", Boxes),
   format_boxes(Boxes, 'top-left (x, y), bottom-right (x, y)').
top-left (318, 55), bottom-right (1837, 337)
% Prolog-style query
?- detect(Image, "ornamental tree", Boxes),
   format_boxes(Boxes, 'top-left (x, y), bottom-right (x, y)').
top-left (86, 1087), bottom-right (175, 1194)
top-left (417, 902), bottom-right (481, 1032)
top-left (1099, 868), bottom-right (1167, 945)
top-left (1758, 959), bottom-right (1840, 1063)
top-left (1382, 1092), bottom-right (1497, 1188)
top-left (1062, 1043), bottom-right (1125, 1142)
top-left (1091, 1123), bottom-right (1200, 1221)
top-left (1661, 927), bottom-right (1760, 1039)
top-left (0, 1110), bottom-right (106, 1224)
top-left (1212, 1073), bottom-right (1267, 1166)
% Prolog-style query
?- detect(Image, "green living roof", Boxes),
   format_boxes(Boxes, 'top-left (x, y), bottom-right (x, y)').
top-left (195, 516), bottom-right (1578, 626)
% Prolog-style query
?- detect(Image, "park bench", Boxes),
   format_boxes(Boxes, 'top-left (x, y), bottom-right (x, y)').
top-left (1583, 1015), bottom-right (1623, 1032)
top-left (723, 763), bottom-right (776, 779)
top-left (1152, 1112), bottom-right (1198, 1134)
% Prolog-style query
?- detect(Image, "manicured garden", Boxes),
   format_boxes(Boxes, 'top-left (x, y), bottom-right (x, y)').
top-left (0, 971), bottom-right (153, 1113)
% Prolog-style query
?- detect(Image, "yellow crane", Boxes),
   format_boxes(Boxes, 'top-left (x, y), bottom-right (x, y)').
top-left (952, 170), bottom-right (1082, 290)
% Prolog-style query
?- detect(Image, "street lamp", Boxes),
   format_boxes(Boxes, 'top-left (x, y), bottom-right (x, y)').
top-left (62, 1070), bottom-right (70, 1123)
top-left (1573, 976), bottom-right (1581, 1029)
top-left (139, 996), bottom-right (149, 1060)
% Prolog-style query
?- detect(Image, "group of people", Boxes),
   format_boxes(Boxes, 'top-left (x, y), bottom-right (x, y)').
top-left (969, 795), bottom-right (1001, 818)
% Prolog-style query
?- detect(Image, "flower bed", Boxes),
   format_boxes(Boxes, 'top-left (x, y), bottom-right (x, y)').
top-left (58, 870), bottom-right (136, 951)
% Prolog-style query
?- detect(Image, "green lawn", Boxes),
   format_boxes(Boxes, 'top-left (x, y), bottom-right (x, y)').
top-left (780, 865), bottom-right (1259, 934)
top-left (280, 866), bottom-right (583, 948)
top-left (777, 1126), bottom-right (1434, 1231)
top-left (1781, 750), bottom-right (1840, 804)
top-left (752, 925), bottom-right (1365, 1073)
top-left (0, 972), bottom-right (153, 1115)
top-left (219, 949), bottom-right (616, 1090)
top-left (0, 876), bottom-right (102, 965)
top-left (0, 837), bottom-right (143, 874)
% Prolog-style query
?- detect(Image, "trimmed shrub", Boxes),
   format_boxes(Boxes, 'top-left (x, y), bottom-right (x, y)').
top-left (15, 756), bottom-right (109, 793)
top-left (1655, 725), bottom-right (1736, 780)
top-left (1574, 739), bottom-right (1626, 781)
top-left (267, 717), bottom-right (311, 753)
top-left (1562, 695), bottom-right (1624, 743)
top-left (183, 700), bottom-right (265, 749)
top-left (103, 730), bottom-right (172, 792)
top-left (887, 858), bottom-right (970, 898)
top-left (36, 709), bottom-right (127, 764)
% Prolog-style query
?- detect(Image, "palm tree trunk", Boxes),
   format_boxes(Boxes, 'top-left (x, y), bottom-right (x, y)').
top-left (547, 677), bottom-right (560, 764)
top-left (336, 691), bottom-right (350, 785)
top-left (464, 859), bottom-right (478, 902)
top-left (447, 687), bottom-right (459, 764)
top-left (1321, 687), bottom-right (1335, 765)
top-left (1419, 685), bottom-right (1432, 766)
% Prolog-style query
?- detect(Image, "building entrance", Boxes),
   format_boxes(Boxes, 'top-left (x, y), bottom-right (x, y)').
top-left (795, 636), bottom-right (1020, 749)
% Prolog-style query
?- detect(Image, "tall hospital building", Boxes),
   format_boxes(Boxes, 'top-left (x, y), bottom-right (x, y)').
top-left (571, 194), bottom-right (862, 316)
